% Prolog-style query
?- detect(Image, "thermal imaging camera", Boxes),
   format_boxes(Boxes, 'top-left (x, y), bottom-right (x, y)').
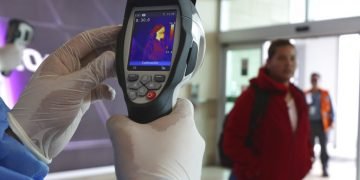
top-left (116, 0), bottom-right (205, 123)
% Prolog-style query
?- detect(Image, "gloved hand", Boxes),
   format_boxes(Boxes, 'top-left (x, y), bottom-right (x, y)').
top-left (0, 98), bottom-right (48, 180)
top-left (7, 25), bottom-right (121, 163)
top-left (0, 43), bottom-right (24, 72)
top-left (107, 98), bottom-right (205, 180)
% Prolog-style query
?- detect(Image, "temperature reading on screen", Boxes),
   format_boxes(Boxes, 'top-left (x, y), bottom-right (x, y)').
top-left (128, 10), bottom-right (177, 71)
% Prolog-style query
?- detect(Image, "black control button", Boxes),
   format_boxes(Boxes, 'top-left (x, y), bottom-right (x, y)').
top-left (146, 82), bottom-right (162, 90)
top-left (128, 82), bottom-right (142, 90)
top-left (154, 75), bottom-right (166, 82)
top-left (128, 74), bottom-right (139, 82)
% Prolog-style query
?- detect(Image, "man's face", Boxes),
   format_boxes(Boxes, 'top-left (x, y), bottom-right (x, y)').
top-left (311, 74), bottom-right (319, 87)
top-left (156, 27), bottom-right (165, 41)
top-left (266, 45), bottom-right (296, 83)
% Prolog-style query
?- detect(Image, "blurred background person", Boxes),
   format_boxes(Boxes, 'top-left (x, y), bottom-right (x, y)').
top-left (305, 72), bottom-right (335, 177)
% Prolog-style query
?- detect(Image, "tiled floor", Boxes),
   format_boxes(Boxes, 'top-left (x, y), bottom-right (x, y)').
top-left (304, 143), bottom-right (357, 180)
top-left (202, 156), bottom-right (357, 180)
top-left (203, 144), bottom-right (358, 180)
top-left (47, 145), bottom-right (357, 180)
top-left (304, 154), bottom-right (356, 180)
top-left (47, 162), bottom-right (354, 180)
top-left (46, 158), bottom-right (356, 180)
top-left (46, 166), bottom-right (232, 180)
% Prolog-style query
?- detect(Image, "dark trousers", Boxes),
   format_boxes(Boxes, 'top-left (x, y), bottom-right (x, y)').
top-left (310, 120), bottom-right (329, 171)
top-left (229, 171), bottom-right (236, 180)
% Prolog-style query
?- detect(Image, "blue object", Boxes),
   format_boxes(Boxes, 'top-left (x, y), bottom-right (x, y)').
top-left (309, 91), bottom-right (322, 121)
top-left (228, 171), bottom-right (236, 180)
top-left (0, 98), bottom-right (48, 180)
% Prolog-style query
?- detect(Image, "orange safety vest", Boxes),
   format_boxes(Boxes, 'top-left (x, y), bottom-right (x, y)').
top-left (305, 89), bottom-right (333, 132)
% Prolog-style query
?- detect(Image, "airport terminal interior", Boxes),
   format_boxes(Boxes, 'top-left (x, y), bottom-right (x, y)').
top-left (1, 0), bottom-right (360, 179)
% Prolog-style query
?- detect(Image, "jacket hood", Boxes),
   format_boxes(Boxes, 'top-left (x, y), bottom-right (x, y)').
top-left (250, 67), bottom-right (289, 94)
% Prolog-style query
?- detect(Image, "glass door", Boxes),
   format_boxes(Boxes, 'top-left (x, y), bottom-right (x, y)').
top-left (220, 35), bottom-right (360, 178)
top-left (224, 44), bottom-right (263, 115)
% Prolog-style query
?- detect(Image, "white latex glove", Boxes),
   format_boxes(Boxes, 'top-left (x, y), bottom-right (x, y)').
top-left (0, 43), bottom-right (24, 72)
top-left (7, 25), bottom-right (121, 163)
top-left (107, 98), bottom-right (205, 180)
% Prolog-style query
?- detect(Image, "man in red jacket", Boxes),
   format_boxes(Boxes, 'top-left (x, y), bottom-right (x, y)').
top-left (223, 39), bottom-right (313, 180)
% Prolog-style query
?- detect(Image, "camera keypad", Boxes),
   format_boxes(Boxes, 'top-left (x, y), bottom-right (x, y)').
top-left (127, 74), bottom-right (166, 101)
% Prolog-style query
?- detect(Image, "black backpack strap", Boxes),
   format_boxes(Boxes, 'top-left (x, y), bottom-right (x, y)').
top-left (218, 114), bottom-right (233, 168)
top-left (244, 85), bottom-right (270, 150)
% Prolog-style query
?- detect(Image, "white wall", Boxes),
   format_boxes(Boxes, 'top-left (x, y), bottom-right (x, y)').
top-left (178, 0), bottom-right (221, 166)
top-left (336, 34), bottom-right (360, 158)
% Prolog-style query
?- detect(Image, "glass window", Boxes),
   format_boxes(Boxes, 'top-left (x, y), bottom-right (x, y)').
top-left (220, 0), bottom-right (360, 31)
top-left (308, 0), bottom-right (360, 21)
top-left (220, 0), bottom-right (305, 31)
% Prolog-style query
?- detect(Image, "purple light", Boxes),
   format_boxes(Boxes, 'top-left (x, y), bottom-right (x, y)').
top-left (0, 19), bottom-right (6, 46)
top-left (0, 17), bottom-right (29, 108)
top-left (0, 17), bottom-right (8, 44)
top-left (0, 17), bottom-right (15, 107)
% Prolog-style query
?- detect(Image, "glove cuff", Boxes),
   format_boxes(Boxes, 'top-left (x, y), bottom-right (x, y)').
top-left (7, 112), bottom-right (52, 164)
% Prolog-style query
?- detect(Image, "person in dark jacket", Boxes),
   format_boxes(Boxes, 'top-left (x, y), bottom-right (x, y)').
top-left (223, 39), bottom-right (313, 180)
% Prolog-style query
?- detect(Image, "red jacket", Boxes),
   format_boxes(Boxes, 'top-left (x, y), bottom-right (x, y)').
top-left (223, 68), bottom-right (313, 180)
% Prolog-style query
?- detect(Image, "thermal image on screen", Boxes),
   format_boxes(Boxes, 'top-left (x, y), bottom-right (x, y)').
top-left (128, 10), bottom-right (177, 71)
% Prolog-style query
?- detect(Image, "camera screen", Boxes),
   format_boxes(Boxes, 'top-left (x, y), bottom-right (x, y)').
top-left (128, 10), bottom-right (177, 71)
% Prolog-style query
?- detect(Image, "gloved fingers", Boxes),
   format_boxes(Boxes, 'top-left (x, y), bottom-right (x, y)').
top-left (153, 98), bottom-right (205, 151)
top-left (106, 99), bottom-right (205, 180)
top-left (150, 98), bottom-right (195, 128)
top-left (90, 84), bottom-right (116, 102)
top-left (51, 25), bottom-right (121, 73)
top-left (106, 115), bottom-right (132, 139)
top-left (107, 98), bottom-right (196, 136)
top-left (70, 50), bottom-right (116, 91)
top-left (94, 43), bottom-right (117, 58)
top-left (107, 99), bottom-right (196, 132)
top-left (170, 98), bottom-right (194, 119)
top-left (69, 25), bottom-right (120, 60)
top-left (106, 115), bottom-right (135, 178)
top-left (0, 44), bottom-right (24, 71)
top-left (80, 43), bottom-right (117, 68)
top-left (79, 50), bottom-right (101, 69)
